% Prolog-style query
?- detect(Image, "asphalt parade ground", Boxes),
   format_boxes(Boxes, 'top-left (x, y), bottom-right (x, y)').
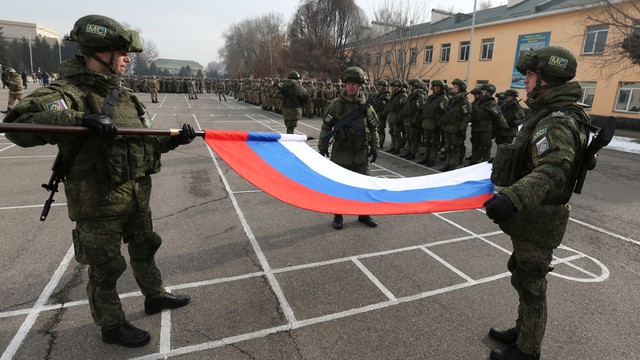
top-left (1, 86), bottom-right (639, 360)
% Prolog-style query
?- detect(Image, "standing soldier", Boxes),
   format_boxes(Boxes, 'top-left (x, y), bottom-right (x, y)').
top-left (216, 80), bottom-right (226, 102)
top-left (438, 78), bottom-right (471, 172)
top-left (384, 79), bottom-right (408, 154)
top-left (320, 81), bottom-right (336, 117)
top-left (468, 83), bottom-right (509, 165)
top-left (317, 67), bottom-right (379, 230)
top-left (373, 80), bottom-right (391, 149)
top-left (148, 76), bottom-right (159, 103)
top-left (2, 15), bottom-right (193, 347)
top-left (418, 80), bottom-right (448, 166)
top-left (484, 46), bottom-right (591, 360)
top-left (1, 68), bottom-right (24, 114)
top-left (304, 80), bottom-right (316, 118)
top-left (495, 89), bottom-right (525, 145)
top-left (279, 71), bottom-right (308, 134)
top-left (401, 78), bottom-right (426, 160)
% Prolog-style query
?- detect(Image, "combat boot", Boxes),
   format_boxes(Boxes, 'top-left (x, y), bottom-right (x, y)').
top-left (439, 165), bottom-right (452, 172)
top-left (417, 158), bottom-right (430, 165)
top-left (358, 215), bottom-right (378, 228)
top-left (489, 327), bottom-right (519, 344)
top-left (144, 292), bottom-right (190, 314)
top-left (333, 214), bottom-right (343, 230)
top-left (388, 148), bottom-right (399, 154)
top-left (406, 154), bottom-right (415, 160)
top-left (0, 110), bottom-right (8, 114)
top-left (490, 344), bottom-right (539, 360)
top-left (102, 320), bottom-right (150, 347)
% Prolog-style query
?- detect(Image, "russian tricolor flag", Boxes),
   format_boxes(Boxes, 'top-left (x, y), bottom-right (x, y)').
top-left (204, 130), bottom-right (493, 215)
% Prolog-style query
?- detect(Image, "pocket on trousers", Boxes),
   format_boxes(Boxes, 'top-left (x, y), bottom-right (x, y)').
top-left (72, 229), bottom-right (89, 264)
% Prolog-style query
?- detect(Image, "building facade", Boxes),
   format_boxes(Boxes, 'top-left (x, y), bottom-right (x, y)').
top-left (151, 58), bottom-right (204, 76)
top-left (0, 19), bottom-right (59, 47)
top-left (353, 0), bottom-right (640, 123)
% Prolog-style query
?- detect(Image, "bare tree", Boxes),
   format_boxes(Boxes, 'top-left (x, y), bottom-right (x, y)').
top-left (350, 0), bottom-right (444, 83)
top-left (219, 12), bottom-right (286, 79)
top-left (579, 0), bottom-right (640, 74)
top-left (287, 0), bottom-right (368, 80)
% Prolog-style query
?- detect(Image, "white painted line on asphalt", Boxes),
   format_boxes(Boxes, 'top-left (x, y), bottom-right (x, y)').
top-left (158, 94), bottom-right (167, 108)
top-left (159, 304), bottom-right (172, 355)
top-left (0, 144), bottom-right (15, 152)
top-left (0, 245), bottom-right (74, 360)
top-left (570, 217), bottom-right (640, 246)
top-left (420, 246), bottom-right (476, 283)
top-left (183, 95), bottom-right (191, 108)
top-left (0, 203), bottom-right (66, 211)
top-left (352, 258), bottom-right (396, 301)
top-left (193, 114), bottom-right (296, 323)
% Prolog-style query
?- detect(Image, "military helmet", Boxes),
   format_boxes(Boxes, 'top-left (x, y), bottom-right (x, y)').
top-left (67, 15), bottom-right (142, 54)
top-left (470, 87), bottom-right (482, 95)
top-left (504, 89), bottom-right (519, 97)
top-left (390, 79), bottom-right (403, 87)
top-left (341, 67), bottom-right (366, 84)
top-left (481, 83), bottom-right (497, 95)
top-left (515, 46), bottom-right (577, 84)
top-left (5, 67), bottom-right (16, 73)
top-left (495, 92), bottom-right (507, 101)
top-left (431, 79), bottom-right (444, 88)
top-left (287, 71), bottom-right (301, 80)
top-left (408, 78), bottom-right (422, 87)
top-left (451, 78), bottom-right (467, 92)
top-left (377, 79), bottom-right (389, 87)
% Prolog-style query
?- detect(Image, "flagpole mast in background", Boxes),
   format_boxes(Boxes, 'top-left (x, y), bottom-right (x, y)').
top-left (465, 0), bottom-right (478, 85)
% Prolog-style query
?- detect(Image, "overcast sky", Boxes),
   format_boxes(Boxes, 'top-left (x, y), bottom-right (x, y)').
top-left (2, 0), bottom-right (504, 67)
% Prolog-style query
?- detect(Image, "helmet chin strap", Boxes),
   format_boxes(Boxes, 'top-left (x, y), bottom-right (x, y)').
top-left (90, 50), bottom-right (118, 75)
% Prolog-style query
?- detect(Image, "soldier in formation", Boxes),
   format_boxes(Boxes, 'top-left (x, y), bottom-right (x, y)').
top-left (278, 71), bottom-right (309, 134)
top-left (418, 80), bottom-right (448, 166)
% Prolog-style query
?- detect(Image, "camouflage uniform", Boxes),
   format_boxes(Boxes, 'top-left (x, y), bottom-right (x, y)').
top-left (439, 80), bottom-right (471, 171)
top-left (279, 72), bottom-right (308, 134)
top-left (495, 90), bottom-right (525, 145)
top-left (486, 46), bottom-right (591, 359)
top-left (400, 79), bottom-right (426, 159)
top-left (384, 81), bottom-right (408, 153)
top-left (469, 86), bottom-right (508, 164)
top-left (2, 69), bottom-right (23, 112)
top-left (147, 76), bottom-right (159, 103)
top-left (216, 80), bottom-right (226, 101)
top-left (3, 15), bottom-right (192, 346)
top-left (418, 81), bottom-right (447, 166)
top-left (373, 81), bottom-right (390, 150)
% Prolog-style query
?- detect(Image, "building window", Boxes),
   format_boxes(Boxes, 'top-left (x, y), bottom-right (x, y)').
top-left (441, 44), bottom-right (451, 62)
top-left (398, 50), bottom-right (405, 64)
top-left (410, 47), bottom-right (418, 64)
top-left (481, 38), bottom-right (494, 60)
top-left (375, 53), bottom-right (381, 65)
top-left (615, 82), bottom-right (640, 113)
top-left (583, 25), bottom-right (608, 54)
top-left (459, 41), bottom-right (470, 61)
top-left (385, 50), bottom-right (392, 64)
top-left (424, 46), bottom-right (433, 63)
top-left (580, 81), bottom-right (596, 109)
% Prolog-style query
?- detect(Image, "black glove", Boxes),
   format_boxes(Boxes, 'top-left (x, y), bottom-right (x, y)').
top-left (170, 124), bottom-right (196, 147)
top-left (81, 113), bottom-right (116, 140)
top-left (483, 193), bottom-right (517, 223)
top-left (319, 148), bottom-right (329, 157)
top-left (368, 148), bottom-right (377, 163)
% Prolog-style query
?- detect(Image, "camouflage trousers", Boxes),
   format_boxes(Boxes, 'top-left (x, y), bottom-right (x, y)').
top-left (469, 131), bottom-right (493, 164)
top-left (7, 92), bottom-right (23, 110)
top-left (73, 205), bottom-right (165, 330)
top-left (443, 130), bottom-right (465, 167)
top-left (377, 119), bottom-right (387, 150)
top-left (501, 204), bottom-right (570, 355)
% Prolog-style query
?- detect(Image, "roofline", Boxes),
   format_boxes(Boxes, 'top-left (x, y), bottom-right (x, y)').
top-left (354, 2), bottom-right (606, 48)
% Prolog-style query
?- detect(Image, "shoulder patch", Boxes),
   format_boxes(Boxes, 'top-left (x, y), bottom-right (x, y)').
top-left (44, 99), bottom-right (69, 111)
top-left (536, 136), bottom-right (550, 155)
top-left (533, 128), bottom-right (547, 139)
top-left (550, 111), bottom-right (566, 118)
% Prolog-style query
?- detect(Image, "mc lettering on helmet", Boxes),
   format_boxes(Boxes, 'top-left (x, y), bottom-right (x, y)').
top-left (86, 24), bottom-right (108, 36)
top-left (548, 56), bottom-right (568, 69)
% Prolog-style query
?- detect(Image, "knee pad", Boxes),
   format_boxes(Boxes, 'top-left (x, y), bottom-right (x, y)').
top-left (129, 232), bottom-right (162, 262)
top-left (90, 255), bottom-right (127, 289)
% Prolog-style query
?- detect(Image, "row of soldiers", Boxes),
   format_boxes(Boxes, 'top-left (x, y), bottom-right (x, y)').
top-left (373, 78), bottom-right (524, 172)
top-left (122, 75), bottom-right (230, 96)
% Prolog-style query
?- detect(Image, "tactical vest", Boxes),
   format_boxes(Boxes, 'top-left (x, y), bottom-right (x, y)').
top-left (491, 108), bottom-right (588, 205)
top-left (51, 80), bottom-right (162, 184)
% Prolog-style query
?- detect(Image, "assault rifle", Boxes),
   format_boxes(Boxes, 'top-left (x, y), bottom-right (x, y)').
top-left (320, 90), bottom-right (389, 146)
top-left (573, 116), bottom-right (616, 194)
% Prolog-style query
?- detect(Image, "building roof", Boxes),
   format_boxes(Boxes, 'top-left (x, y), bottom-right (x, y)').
top-left (152, 58), bottom-right (203, 70)
top-left (364, 0), bottom-right (604, 45)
